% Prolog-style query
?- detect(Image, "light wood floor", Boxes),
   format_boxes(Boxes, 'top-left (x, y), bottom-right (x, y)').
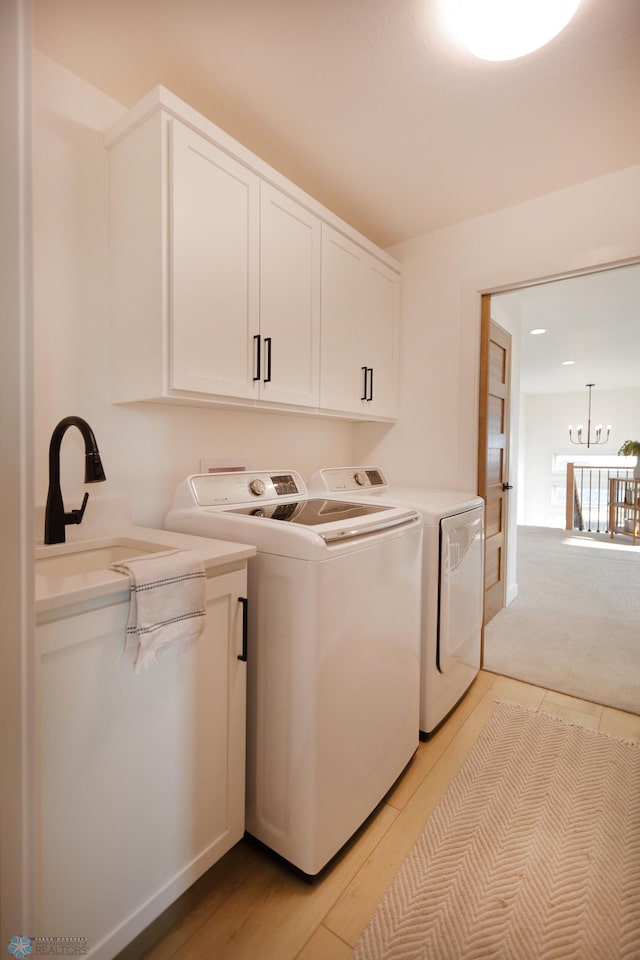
top-left (117, 671), bottom-right (640, 960)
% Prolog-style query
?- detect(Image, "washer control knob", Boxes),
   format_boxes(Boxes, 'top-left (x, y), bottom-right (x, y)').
top-left (249, 478), bottom-right (266, 496)
top-left (354, 471), bottom-right (367, 487)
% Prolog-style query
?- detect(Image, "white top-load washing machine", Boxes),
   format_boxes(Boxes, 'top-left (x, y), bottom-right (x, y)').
top-left (165, 470), bottom-right (423, 877)
top-left (308, 467), bottom-right (484, 735)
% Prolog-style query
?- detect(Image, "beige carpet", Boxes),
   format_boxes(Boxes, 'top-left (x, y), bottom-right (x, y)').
top-left (352, 701), bottom-right (640, 960)
top-left (483, 526), bottom-right (640, 715)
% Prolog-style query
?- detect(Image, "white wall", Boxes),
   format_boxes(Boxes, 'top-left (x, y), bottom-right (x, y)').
top-left (33, 53), bottom-right (352, 530)
top-left (521, 387), bottom-right (640, 528)
top-left (353, 166), bottom-right (640, 494)
top-left (32, 51), bottom-right (640, 533)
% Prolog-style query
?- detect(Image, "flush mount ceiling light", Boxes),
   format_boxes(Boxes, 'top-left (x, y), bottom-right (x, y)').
top-left (452, 0), bottom-right (582, 61)
top-left (529, 328), bottom-right (547, 335)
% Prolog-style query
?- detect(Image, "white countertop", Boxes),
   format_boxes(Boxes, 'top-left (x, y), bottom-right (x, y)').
top-left (36, 524), bottom-right (256, 616)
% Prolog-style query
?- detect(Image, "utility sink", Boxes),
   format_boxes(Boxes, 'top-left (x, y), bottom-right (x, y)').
top-left (35, 539), bottom-right (165, 577)
top-left (35, 525), bottom-right (255, 618)
top-left (35, 536), bottom-right (178, 614)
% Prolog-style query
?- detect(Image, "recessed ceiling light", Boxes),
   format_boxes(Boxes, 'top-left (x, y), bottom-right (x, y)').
top-left (562, 360), bottom-right (575, 365)
top-left (451, 0), bottom-right (582, 62)
top-left (529, 328), bottom-right (546, 335)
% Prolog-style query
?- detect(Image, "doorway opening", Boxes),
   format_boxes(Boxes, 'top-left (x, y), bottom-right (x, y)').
top-left (478, 262), bottom-right (640, 715)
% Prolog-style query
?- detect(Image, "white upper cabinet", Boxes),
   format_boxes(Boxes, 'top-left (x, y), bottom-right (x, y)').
top-left (320, 225), bottom-right (399, 419)
top-left (361, 254), bottom-right (399, 417)
top-left (319, 227), bottom-right (363, 412)
top-left (172, 140), bottom-right (321, 407)
top-left (106, 86), bottom-right (399, 420)
top-left (258, 184), bottom-right (320, 407)
top-left (170, 120), bottom-right (261, 399)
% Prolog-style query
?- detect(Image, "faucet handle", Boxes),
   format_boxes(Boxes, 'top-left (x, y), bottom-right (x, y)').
top-left (65, 491), bottom-right (89, 526)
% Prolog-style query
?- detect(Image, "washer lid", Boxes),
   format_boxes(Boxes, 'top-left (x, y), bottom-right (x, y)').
top-left (166, 472), bottom-right (421, 558)
top-left (227, 497), bottom-right (418, 543)
top-left (229, 497), bottom-right (388, 524)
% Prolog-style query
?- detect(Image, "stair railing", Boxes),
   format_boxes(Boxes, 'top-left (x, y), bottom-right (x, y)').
top-left (565, 463), bottom-right (633, 532)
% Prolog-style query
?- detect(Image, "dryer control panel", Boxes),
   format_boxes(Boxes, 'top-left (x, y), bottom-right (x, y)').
top-left (310, 467), bottom-right (388, 494)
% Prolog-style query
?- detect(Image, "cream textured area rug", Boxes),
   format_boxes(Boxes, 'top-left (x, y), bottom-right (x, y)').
top-left (483, 526), bottom-right (640, 715)
top-left (352, 702), bottom-right (640, 960)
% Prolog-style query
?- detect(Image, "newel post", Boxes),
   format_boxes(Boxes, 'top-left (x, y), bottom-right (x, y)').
top-left (565, 462), bottom-right (575, 530)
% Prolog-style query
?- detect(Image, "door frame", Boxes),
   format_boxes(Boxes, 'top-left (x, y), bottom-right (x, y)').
top-left (464, 253), bottom-right (640, 669)
top-left (460, 250), bottom-right (640, 496)
top-left (1, 0), bottom-right (35, 939)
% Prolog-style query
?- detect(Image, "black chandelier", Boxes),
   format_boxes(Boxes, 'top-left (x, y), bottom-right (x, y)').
top-left (568, 383), bottom-right (611, 449)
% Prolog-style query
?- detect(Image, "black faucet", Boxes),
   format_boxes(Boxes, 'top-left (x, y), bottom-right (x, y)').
top-left (44, 416), bottom-right (107, 544)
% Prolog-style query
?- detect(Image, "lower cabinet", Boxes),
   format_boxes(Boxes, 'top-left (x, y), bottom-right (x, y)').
top-left (34, 567), bottom-right (247, 960)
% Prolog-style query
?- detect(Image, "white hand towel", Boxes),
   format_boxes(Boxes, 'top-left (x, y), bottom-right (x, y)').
top-left (110, 549), bottom-right (206, 673)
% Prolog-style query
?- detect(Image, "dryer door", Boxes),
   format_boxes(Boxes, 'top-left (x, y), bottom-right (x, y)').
top-left (437, 506), bottom-right (484, 673)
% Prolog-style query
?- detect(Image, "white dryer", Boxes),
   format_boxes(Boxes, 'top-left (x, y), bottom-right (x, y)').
top-left (308, 467), bottom-right (485, 735)
top-left (165, 470), bottom-right (423, 877)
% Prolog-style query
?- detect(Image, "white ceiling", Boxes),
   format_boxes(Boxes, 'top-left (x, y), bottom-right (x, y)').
top-left (34, 0), bottom-right (640, 249)
top-left (495, 264), bottom-right (640, 395)
top-left (33, 0), bottom-right (640, 394)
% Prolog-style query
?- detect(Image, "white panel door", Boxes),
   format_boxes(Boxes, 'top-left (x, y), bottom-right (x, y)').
top-left (259, 184), bottom-right (320, 407)
top-left (319, 225), bottom-right (363, 413)
top-left (170, 120), bottom-right (260, 398)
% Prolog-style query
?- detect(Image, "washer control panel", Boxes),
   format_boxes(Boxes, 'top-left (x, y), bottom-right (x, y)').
top-left (249, 478), bottom-right (266, 496)
top-left (190, 470), bottom-right (304, 506)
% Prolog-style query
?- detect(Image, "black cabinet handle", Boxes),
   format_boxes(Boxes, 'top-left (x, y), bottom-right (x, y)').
top-left (264, 337), bottom-right (272, 383)
top-left (361, 367), bottom-right (373, 401)
top-left (238, 597), bottom-right (248, 661)
top-left (253, 335), bottom-right (261, 382)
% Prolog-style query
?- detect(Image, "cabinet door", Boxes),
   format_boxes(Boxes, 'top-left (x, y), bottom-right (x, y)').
top-left (361, 257), bottom-right (399, 418)
top-left (170, 120), bottom-right (260, 399)
top-left (35, 568), bottom-right (247, 957)
top-left (259, 184), bottom-right (320, 407)
top-left (320, 225), bottom-right (399, 417)
top-left (319, 225), bottom-right (362, 412)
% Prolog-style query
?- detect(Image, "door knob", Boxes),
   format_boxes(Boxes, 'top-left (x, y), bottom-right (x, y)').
top-left (502, 483), bottom-right (513, 491)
